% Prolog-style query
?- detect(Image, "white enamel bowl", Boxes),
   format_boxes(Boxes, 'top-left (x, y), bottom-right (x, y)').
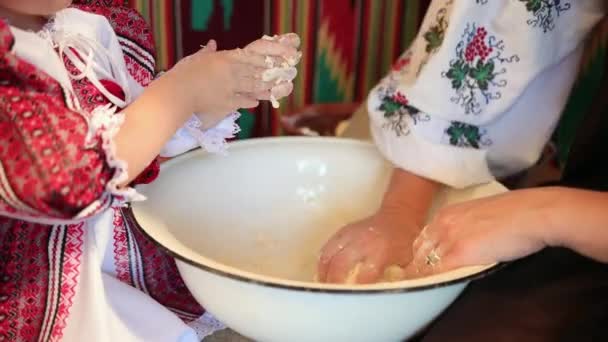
top-left (130, 137), bottom-right (506, 342)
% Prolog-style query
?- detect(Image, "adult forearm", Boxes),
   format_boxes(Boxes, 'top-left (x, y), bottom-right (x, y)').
top-left (545, 188), bottom-right (608, 263)
top-left (380, 168), bottom-right (441, 226)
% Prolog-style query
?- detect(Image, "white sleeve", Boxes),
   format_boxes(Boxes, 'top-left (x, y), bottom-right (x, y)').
top-left (121, 68), bottom-right (241, 158)
top-left (369, 0), bottom-right (604, 188)
top-left (94, 14), bottom-right (242, 159)
top-left (159, 113), bottom-right (241, 158)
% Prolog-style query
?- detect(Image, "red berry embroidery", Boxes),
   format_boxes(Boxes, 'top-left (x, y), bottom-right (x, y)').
top-left (465, 26), bottom-right (491, 62)
top-left (444, 23), bottom-right (520, 115)
top-left (392, 56), bottom-right (411, 72)
top-left (393, 92), bottom-right (409, 106)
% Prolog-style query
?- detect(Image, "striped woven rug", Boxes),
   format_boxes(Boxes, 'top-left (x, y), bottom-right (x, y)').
top-left (123, 0), bottom-right (430, 136)
top-left (76, 1), bottom-right (607, 146)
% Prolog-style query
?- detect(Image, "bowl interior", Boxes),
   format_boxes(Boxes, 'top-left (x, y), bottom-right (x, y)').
top-left (132, 137), bottom-right (507, 290)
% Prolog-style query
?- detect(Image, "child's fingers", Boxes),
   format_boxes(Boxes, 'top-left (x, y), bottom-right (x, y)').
top-left (200, 39), bottom-right (217, 53)
top-left (235, 50), bottom-right (301, 69)
top-left (232, 93), bottom-right (259, 109)
top-left (233, 63), bottom-right (264, 80)
top-left (277, 33), bottom-right (301, 49)
top-left (271, 82), bottom-right (293, 100)
top-left (230, 49), bottom-right (268, 68)
top-left (245, 39), bottom-right (298, 60)
top-left (248, 81), bottom-right (293, 101)
top-left (246, 90), bottom-right (271, 101)
top-left (240, 79), bottom-right (277, 94)
top-left (262, 67), bottom-right (297, 83)
top-left (262, 56), bottom-right (286, 68)
top-left (251, 82), bottom-right (293, 101)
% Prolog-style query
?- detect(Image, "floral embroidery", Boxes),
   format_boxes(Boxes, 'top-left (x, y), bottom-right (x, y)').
top-left (417, 1), bottom-right (452, 76)
top-left (445, 122), bottom-right (491, 149)
top-left (377, 84), bottom-right (429, 137)
top-left (392, 54), bottom-right (411, 72)
top-left (422, 5), bottom-right (449, 54)
top-left (520, 0), bottom-right (571, 33)
top-left (0, 8), bottom-right (205, 342)
top-left (390, 50), bottom-right (412, 76)
top-left (443, 24), bottom-right (519, 115)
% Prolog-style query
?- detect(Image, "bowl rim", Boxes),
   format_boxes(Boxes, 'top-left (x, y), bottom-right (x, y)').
top-left (129, 136), bottom-right (505, 294)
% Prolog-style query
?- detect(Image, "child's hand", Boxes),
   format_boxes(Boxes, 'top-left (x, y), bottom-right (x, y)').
top-left (168, 38), bottom-right (298, 123)
top-left (243, 33), bottom-right (301, 105)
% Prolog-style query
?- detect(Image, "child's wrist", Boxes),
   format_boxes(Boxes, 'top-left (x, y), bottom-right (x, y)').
top-left (155, 67), bottom-right (197, 115)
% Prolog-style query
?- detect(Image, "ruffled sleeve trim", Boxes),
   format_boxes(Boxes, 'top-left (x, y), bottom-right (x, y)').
top-left (89, 104), bottom-right (146, 202)
top-left (160, 113), bottom-right (241, 158)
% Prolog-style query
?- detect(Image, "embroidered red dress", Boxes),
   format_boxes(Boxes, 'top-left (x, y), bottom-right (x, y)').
top-left (0, 5), bottom-right (234, 342)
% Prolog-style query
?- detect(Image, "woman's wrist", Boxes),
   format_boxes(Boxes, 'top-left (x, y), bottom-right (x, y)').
top-left (378, 168), bottom-right (441, 227)
top-left (521, 187), bottom-right (568, 248)
top-left (540, 188), bottom-right (608, 261)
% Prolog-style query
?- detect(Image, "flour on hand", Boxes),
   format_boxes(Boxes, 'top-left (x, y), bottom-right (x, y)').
top-left (260, 34), bottom-right (299, 108)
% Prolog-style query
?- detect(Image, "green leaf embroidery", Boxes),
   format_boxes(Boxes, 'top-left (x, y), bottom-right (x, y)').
top-left (423, 28), bottom-right (444, 53)
top-left (464, 130), bottom-right (481, 149)
top-left (446, 122), bottom-right (483, 148)
top-left (469, 60), bottom-right (495, 91)
top-left (519, 0), bottom-right (570, 33)
top-left (380, 99), bottom-right (402, 118)
top-left (378, 89), bottom-right (428, 136)
top-left (446, 60), bottom-right (469, 89)
top-left (442, 24), bottom-right (519, 114)
top-left (521, 0), bottom-right (542, 13)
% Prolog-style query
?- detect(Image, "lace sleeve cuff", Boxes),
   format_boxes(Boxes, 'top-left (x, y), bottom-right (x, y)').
top-left (160, 112), bottom-right (241, 158)
top-left (89, 104), bottom-right (146, 203)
